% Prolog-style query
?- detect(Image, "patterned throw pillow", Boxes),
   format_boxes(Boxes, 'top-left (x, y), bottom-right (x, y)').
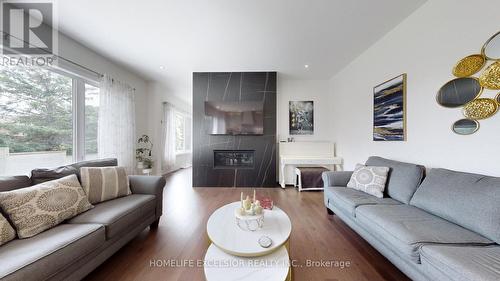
top-left (347, 164), bottom-right (390, 198)
top-left (0, 213), bottom-right (16, 246)
top-left (80, 167), bottom-right (131, 204)
top-left (0, 175), bottom-right (93, 239)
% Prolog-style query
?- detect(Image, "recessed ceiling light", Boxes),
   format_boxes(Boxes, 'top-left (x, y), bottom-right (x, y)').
top-left (159, 66), bottom-right (165, 70)
top-left (304, 64), bottom-right (309, 69)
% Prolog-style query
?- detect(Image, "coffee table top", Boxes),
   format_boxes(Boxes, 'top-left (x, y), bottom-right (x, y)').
top-left (207, 202), bottom-right (292, 257)
top-left (204, 243), bottom-right (290, 281)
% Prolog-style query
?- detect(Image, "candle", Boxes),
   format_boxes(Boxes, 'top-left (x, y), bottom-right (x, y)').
top-left (253, 189), bottom-right (256, 203)
top-left (240, 192), bottom-right (244, 207)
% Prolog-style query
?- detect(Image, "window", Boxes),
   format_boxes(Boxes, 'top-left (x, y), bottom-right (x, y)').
top-left (174, 111), bottom-right (191, 153)
top-left (0, 63), bottom-right (100, 176)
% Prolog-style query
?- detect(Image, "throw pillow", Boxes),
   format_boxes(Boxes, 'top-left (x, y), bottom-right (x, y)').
top-left (0, 175), bottom-right (93, 238)
top-left (347, 164), bottom-right (390, 198)
top-left (0, 213), bottom-right (16, 246)
top-left (80, 166), bottom-right (131, 204)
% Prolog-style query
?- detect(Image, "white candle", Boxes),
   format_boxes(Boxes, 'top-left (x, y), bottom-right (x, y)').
top-left (253, 189), bottom-right (256, 203)
top-left (241, 192), bottom-right (244, 207)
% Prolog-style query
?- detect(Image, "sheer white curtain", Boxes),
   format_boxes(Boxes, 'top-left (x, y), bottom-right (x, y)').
top-left (98, 74), bottom-right (136, 173)
top-left (160, 102), bottom-right (176, 173)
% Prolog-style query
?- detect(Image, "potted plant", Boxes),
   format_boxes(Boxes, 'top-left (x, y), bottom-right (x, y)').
top-left (136, 135), bottom-right (153, 169)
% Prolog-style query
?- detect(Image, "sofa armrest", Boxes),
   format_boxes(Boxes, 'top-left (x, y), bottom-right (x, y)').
top-left (129, 175), bottom-right (166, 218)
top-left (322, 171), bottom-right (353, 187)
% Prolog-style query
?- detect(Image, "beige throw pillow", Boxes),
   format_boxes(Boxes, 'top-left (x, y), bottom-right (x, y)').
top-left (80, 166), bottom-right (131, 204)
top-left (0, 175), bottom-right (93, 238)
top-left (347, 164), bottom-right (390, 198)
top-left (0, 213), bottom-right (16, 246)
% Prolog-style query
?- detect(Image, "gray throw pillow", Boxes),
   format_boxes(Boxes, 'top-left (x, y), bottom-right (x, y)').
top-left (347, 164), bottom-right (390, 198)
top-left (80, 166), bottom-right (131, 204)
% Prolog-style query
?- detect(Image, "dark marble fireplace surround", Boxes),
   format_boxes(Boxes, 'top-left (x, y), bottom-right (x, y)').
top-left (193, 72), bottom-right (277, 187)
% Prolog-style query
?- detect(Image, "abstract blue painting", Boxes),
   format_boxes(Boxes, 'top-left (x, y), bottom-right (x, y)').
top-left (373, 74), bottom-right (406, 141)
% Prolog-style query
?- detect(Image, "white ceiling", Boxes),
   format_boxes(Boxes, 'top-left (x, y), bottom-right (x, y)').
top-left (57, 0), bottom-right (426, 103)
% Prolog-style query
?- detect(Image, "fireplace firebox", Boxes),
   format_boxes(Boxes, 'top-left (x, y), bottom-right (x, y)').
top-left (213, 150), bottom-right (255, 169)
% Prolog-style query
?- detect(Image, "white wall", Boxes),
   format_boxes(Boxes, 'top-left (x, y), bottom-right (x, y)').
top-left (328, 0), bottom-right (500, 176)
top-left (57, 33), bottom-right (149, 137)
top-left (277, 76), bottom-right (331, 142)
top-left (146, 82), bottom-right (192, 175)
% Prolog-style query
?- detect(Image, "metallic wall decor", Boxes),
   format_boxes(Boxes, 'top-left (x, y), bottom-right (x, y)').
top-left (481, 31), bottom-right (500, 61)
top-left (479, 61), bottom-right (500, 89)
top-left (438, 30), bottom-right (500, 135)
top-left (462, 98), bottom-right (498, 120)
top-left (452, 54), bottom-right (485, 77)
top-left (437, 77), bottom-right (482, 107)
top-left (452, 119), bottom-right (480, 135)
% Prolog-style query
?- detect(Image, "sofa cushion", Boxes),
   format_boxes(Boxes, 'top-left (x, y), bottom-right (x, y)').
top-left (365, 156), bottom-right (425, 203)
top-left (0, 224), bottom-right (105, 281)
top-left (0, 176), bottom-right (32, 192)
top-left (0, 175), bottom-right (94, 238)
top-left (31, 166), bottom-right (79, 185)
top-left (410, 168), bottom-right (500, 244)
top-left (356, 205), bottom-right (493, 264)
top-left (29, 159), bottom-right (118, 185)
top-left (420, 245), bottom-right (500, 281)
top-left (68, 194), bottom-right (155, 239)
top-left (70, 158), bottom-right (117, 177)
top-left (324, 186), bottom-right (401, 217)
top-left (0, 213), bottom-right (16, 246)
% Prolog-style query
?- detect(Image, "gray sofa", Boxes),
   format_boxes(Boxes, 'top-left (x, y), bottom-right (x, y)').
top-left (323, 156), bottom-right (500, 281)
top-left (0, 159), bottom-right (166, 281)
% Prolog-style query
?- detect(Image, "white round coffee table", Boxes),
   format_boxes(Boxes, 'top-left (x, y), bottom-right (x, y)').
top-left (207, 202), bottom-right (292, 257)
top-left (204, 243), bottom-right (291, 281)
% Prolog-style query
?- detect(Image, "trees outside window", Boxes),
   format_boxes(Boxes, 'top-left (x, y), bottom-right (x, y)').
top-left (0, 64), bottom-right (99, 175)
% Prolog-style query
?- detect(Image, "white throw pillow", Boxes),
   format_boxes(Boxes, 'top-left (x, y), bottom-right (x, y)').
top-left (347, 164), bottom-right (390, 198)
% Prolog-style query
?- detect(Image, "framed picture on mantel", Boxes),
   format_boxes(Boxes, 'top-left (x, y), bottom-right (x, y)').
top-left (289, 101), bottom-right (314, 135)
top-left (373, 74), bottom-right (407, 141)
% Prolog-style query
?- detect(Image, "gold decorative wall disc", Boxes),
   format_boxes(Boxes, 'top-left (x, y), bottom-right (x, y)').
top-left (463, 98), bottom-right (498, 120)
top-left (452, 54), bottom-right (485, 77)
top-left (496, 92), bottom-right (500, 104)
top-left (479, 61), bottom-right (500, 89)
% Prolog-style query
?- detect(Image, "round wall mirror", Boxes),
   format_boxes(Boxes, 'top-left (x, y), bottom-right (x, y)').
top-left (452, 119), bottom-right (479, 135)
top-left (436, 77), bottom-right (483, 108)
top-left (482, 31), bottom-right (500, 60)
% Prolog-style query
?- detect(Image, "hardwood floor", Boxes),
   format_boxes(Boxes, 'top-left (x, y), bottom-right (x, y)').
top-left (84, 168), bottom-right (410, 281)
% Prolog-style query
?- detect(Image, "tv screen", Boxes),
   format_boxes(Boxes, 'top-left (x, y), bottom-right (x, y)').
top-left (205, 101), bottom-right (264, 135)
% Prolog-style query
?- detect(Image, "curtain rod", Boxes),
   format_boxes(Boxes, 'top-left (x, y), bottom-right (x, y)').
top-left (2, 32), bottom-right (137, 91)
top-left (163, 102), bottom-right (191, 115)
top-left (2, 32), bottom-right (103, 77)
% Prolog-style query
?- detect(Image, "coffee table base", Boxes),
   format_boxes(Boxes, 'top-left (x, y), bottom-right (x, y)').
top-left (204, 243), bottom-right (291, 281)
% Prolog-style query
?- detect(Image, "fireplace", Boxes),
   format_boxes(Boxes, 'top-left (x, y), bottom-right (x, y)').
top-left (214, 150), bottom-right (255, 169)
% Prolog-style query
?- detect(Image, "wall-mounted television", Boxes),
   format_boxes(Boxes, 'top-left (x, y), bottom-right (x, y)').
top-left (205, 101), bottom-right (264, 135)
